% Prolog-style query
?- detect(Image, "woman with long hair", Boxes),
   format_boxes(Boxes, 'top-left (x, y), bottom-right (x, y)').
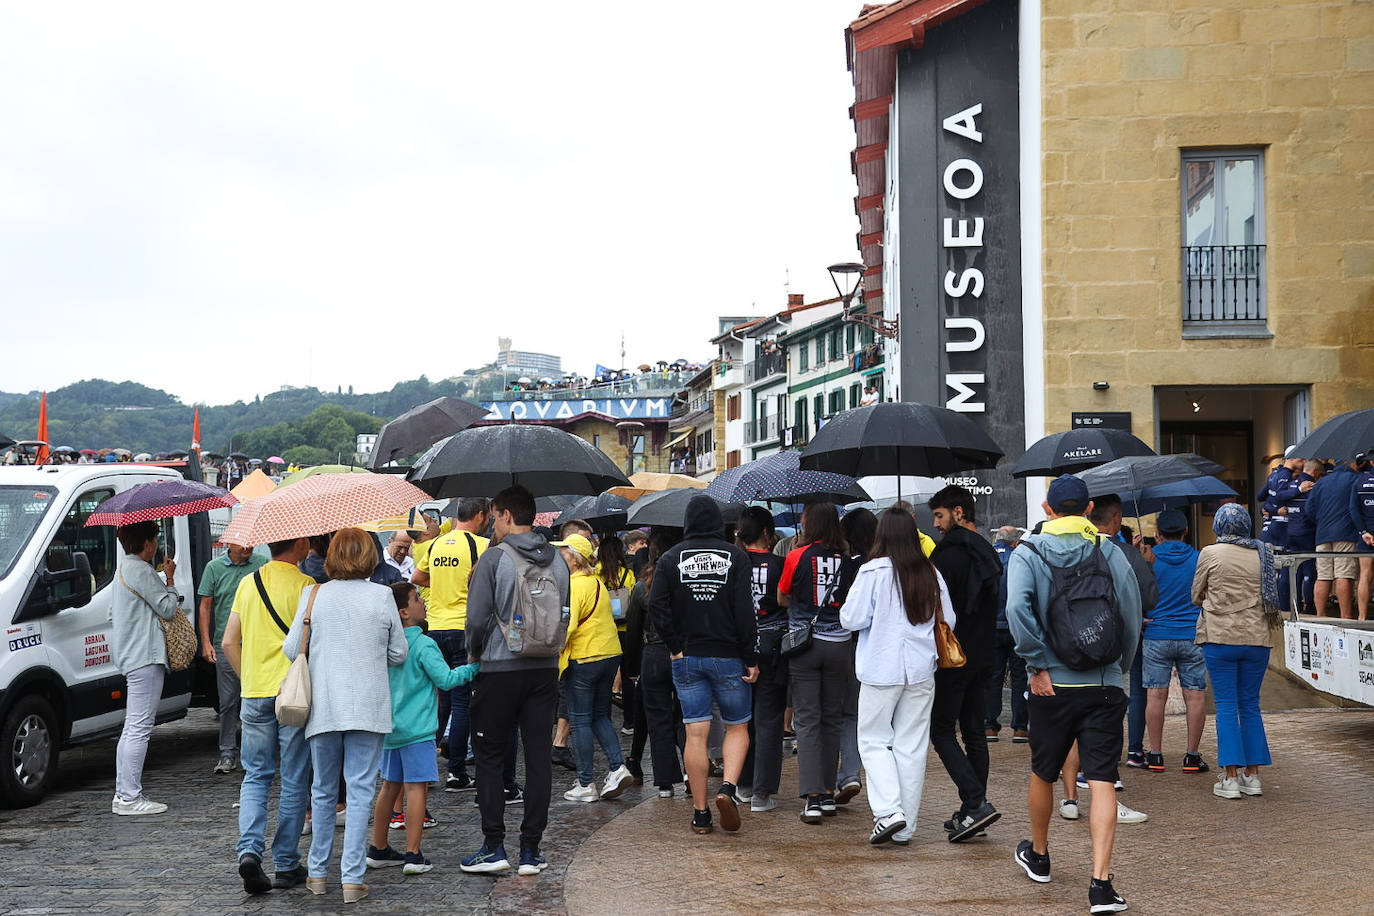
top-left (1193, 503), bottom-right (1279, 800)
top-left (839, 507), bottom-right (954, 845)
top-left (597, 535), bottom-right (639, 734)
top-left (624, 528), bottom-right (686, 795)
top-left (779, 501), bottom-right (857, 824)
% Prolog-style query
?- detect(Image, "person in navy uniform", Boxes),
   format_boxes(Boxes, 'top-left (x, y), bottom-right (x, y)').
top-left (1349, 456), bottom-right (1374, 621)
top-left (1278, 460), bottom-right (1323, 614)
top-left (1257, 454), bottom-right (1303, 546)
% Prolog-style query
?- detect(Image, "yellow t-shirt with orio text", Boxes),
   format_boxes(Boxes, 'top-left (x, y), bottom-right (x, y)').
top-left (418, 530), bottom-right (488, 631)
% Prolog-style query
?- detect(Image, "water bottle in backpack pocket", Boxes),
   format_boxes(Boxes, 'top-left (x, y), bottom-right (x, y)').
top-left (1022, 538), bottom-right (1124, 671)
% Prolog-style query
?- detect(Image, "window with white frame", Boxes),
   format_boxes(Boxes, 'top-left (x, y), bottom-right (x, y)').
top-left (1181, 149), bottom-right (1266, 331)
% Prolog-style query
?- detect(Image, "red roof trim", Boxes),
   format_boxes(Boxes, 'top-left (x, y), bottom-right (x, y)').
top-left (853, 96), bottom-right (893, 121)
top-left (855, 142), bottom-right (887, 165)
top-left (858, 193), bottom-right (884, 211)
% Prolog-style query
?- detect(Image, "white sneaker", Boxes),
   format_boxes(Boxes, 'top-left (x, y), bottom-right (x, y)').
top-left (750, 795), bottom-right (777, 812)
top-left (1115, 801), bottom-right (1148, 824)
top-left (112, 795), bottom-right (168, 816)
top-left (1059, 799), bottom-right (1080, 820)
top-left (563, 781), bottom-right (599, 803)
top-left (600, 766), bottom-right (632, 800)
top-left (1213, 775), bottom-right (1242, 799)
top-left (870, 812), bottom-right (907, 844)
top-left (736, 787), bottom-right (754, 803)
top-left (1237, 771), bottom-right (1262, 796)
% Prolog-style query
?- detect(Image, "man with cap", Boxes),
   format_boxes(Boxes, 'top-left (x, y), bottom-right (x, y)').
top-left (1006, 475), bottom-right (1142, 915)
top-left (1257, 452), bottom-right (1303, 546)
top-left (1141, 509), bottom-right (1209, 774)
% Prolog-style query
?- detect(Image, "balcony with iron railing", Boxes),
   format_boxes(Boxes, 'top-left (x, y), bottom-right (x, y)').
top-left (744, 414), bottom-right (781, 445)
top-left (1181, 244), bottom-right (1270, 337)
top-left (745, 350), bottom-right (788, 384)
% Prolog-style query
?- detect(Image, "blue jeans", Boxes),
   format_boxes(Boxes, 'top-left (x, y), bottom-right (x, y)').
top-left (237, 697), bottom-right (311, 870)
top-left (307, 730), bottom-right (385, 884)
top-left (1202, 644), bottom-right (1272, 768)
top-left (432, 629), bottom-right (471, 775)
top-left (565, 656), bottom-right (624, 786)
top-left (985, 629), bottom-right (1029, 732)
top-left (1143, 638), bottom-right (1208, 690)
top-left (1128, 638), bottom-right (1145, 755)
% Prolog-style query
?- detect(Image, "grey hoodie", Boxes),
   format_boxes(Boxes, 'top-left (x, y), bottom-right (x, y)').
top-left (1005, 529), bottom-right (1142, 689)
top-left (465, 530), bottom-right (571, 673)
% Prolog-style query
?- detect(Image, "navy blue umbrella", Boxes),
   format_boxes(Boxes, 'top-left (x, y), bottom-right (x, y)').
top-left (1116, 475), bottom-right (1237, 516)
top-left (706, 451), bottom-right (869, 505)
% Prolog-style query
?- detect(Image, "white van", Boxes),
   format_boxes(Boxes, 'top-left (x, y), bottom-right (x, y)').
top-left (0, 462), bottom-right (214, 807)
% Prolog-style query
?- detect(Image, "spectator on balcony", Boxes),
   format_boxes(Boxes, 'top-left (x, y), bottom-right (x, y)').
top-left (861, 384), bottom-right (879, 407)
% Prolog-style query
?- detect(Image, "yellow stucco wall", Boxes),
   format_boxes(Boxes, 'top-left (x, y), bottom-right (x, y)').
top-left (1040, 0), bottom-right (1374, 433)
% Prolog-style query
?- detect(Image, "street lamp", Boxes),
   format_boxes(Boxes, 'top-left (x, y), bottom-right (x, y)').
top-left (830, 261), bottom-right (899, 339)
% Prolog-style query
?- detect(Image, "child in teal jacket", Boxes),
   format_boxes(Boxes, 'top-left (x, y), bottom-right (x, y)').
top-left (368, 582), bottom-right (479, 874)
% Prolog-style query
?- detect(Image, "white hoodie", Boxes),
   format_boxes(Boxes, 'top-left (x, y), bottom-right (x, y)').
top-left (839, 557), bottom-right (955, 687)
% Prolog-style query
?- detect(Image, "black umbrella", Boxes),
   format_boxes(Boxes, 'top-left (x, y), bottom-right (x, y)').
top-left (1076, 453), bottom-right (1227, 498)
top-left (625, 488), bottom-right (743, 528)
top-left (167, 449), bottom-right (189, 459)
top-left (370, 397), bottom-right (491, 469)
top-left (706, 450), bottom-right (869, 505)
top-left (1012, 428), bottom-right (1155, 478)
top-left (408, 425), bottom-right (630, 498)
top-left (0, 433), bottom-right (14, 450)
top-left (229, 451), bottom-right (248, 460)
top-left (798, 402), bottom-right (1003, 478)
top-left (554, 493), bottom-right (634, 533)
top-left (1116, 475), bottom-right (1237, 516)
top-left (1288, 408), bottom-right (1374, 461)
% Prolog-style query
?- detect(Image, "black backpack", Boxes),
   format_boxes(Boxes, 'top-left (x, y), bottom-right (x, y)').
top-left (1021, 538), bottom-right (1123, 671)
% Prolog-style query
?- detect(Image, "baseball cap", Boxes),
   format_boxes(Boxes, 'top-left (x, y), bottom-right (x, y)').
top-left (1156, 509), bottom-right (1188, 534)
top-left (551, 533), bottom-right (595, 562)
top-left (1046, 475), bottom-right (1090, 514)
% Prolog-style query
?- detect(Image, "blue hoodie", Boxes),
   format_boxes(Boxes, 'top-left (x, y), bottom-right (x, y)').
top-left (1006, 530), bottom-right (1142, 688)
top-left (1308, 464), bottom-right (1360, 544)
top-left (1145, 539), bottom-right (1202, 640)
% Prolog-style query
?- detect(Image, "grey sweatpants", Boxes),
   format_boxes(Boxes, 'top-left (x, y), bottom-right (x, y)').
top-left (215, 653), bottom-right (241, 755)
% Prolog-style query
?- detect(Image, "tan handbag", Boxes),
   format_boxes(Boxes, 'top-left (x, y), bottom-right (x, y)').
top-left (933, 599), bottom-right (966, 669)
top-left (119, 569), bottom-right (196, 672)
top-left (275, 585), bottom-right (320, 728)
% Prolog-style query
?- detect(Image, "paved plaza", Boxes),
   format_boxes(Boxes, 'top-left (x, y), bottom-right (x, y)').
top-left (1, 703), bottom-right (1370, 915)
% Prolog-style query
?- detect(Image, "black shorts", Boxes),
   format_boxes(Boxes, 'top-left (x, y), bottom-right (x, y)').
top-left (1027, 685), bottom-right (1127, 784)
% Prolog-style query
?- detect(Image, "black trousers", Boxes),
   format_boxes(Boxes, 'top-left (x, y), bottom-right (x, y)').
top-left (745, 650), bottom-right (789, 796)
top-left (470, 667), bottom-right (558, 850)
top-left (638, 643), bottom-right (684, 788)
top-left (931, 662), bottom-right (992, 812)
top-left (617, 630), bottom-right (638, 730)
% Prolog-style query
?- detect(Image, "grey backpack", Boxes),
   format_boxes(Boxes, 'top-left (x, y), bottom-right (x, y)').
top-left (495, 542), bottom-right (567, 657)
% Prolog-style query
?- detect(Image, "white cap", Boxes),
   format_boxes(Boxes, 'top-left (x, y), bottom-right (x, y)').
top-left (1284, 445), bottom-right (1296, 458)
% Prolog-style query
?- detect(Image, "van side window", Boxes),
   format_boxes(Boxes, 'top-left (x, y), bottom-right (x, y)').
top-left (48, 488), bottom-right (117, 593)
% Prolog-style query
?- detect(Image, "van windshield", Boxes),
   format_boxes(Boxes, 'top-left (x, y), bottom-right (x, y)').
top-left (0, 486), bottom-right (58, 581)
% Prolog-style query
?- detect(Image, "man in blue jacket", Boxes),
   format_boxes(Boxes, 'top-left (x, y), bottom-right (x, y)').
top-left (1006, 476), bottom-right (1142, 914)
top-left (1278, 460), bottom-right (1322, 613)
top-left (1141, 510), bottom-right (1209, 774)
top-left (1350, 458), bottom-right (1374, 621)
top-left (1257, 454), bottom-right (1303, 545)
top-left (1308, 460), bottom-right (1362, 618)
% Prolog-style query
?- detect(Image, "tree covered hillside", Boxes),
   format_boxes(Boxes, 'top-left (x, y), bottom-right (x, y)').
top-left (0, 376), bottom-right (483, 456)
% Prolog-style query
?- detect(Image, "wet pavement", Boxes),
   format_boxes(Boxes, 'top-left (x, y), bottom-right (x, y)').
top-left (1, 703), bottom-right (1371, 915)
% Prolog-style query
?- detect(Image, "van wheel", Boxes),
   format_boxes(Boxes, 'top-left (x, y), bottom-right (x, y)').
top-left (1, 695), bottom-right (59, 808)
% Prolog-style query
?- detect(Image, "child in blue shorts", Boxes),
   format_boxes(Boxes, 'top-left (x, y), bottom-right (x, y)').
top-left (367, 582), bottom-right (479, 874)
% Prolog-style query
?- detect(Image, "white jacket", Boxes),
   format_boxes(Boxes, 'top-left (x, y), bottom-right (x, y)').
top-left (839, 557), bottom-right (955, 687)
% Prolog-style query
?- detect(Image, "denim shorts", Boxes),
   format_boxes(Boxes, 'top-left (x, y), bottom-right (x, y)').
top-left (670, 655), bottom-right (753, 725)
top-left (1142, 638), bottom-right (1208, 691)
top-left (379, 739), bottom-right (438, 784)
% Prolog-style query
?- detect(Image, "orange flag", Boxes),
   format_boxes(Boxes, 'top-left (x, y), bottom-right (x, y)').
top-left (35, 392), bottom-right (49, 466)
top-left (192, 405), bottom-right (202, 454)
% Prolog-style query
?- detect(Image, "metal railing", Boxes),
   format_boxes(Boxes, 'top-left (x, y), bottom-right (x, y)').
top-left (488, 369), bottom-right (694, 401)
top-left (1182, 244), bottom-right (1266, 324)
top-left (745, 351), bottom-right (787, 383)
top-left (744, 415), bottom-right (780, 444)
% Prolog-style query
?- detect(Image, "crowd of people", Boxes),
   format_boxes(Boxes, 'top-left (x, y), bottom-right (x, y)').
top-left (99, 452), bottom-right (1373, 913)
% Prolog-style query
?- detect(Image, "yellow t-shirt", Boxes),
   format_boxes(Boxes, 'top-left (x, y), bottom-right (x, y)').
top-left (418, 529), bottom-right (489, 631)
top-left (560, 571), bottom-right (622, 674)
top-left (230, 560), bottom-right (316, 698)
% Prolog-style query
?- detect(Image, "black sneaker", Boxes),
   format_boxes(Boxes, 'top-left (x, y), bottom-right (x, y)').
top-left (1145, 752), bottom-right (1165, 772)
top-left (942, 809), bottom-right (964, 831)
top-left (366, 844), bottom-right (406, 868)
top-left (800, 798), bottom-right (824, 824)
top-left (691, 808), bottom-right (713, 835)
top-left (1089, 875), bottom-right (1128, 913)
top-left (1182, 752), bottom-right (1210, 773)
top-left (271, 864), bottom-right (307, 889)
top-left (402, 851), bottom-right (434, 875)
top-left (445, 771), bottom-right (472, 792)
top-left (819, 793), bottom-right (838, 816)
top-left (238, 852), bottom-right (272, 894)
top-left (504, 785), bottom-right (525, 805)
top-left (948, 801), bottom-right (1000, 842)
top-left (715, 783), bottom-right (741, 832)
top-left (1015, 840), bottom-right (1051, 883)
top-left (1124, 751), bottom-right (1147, 769)
top-left (551, 745), bottom-right (576, 771)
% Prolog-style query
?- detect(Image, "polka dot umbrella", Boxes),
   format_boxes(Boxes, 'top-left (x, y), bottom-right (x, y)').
top-left (84, 479), bottom-right (237, 527)
top-left (221, 472), bottom-right (432, 547)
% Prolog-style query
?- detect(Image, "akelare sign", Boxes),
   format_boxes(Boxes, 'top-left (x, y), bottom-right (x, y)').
top-left (482, 398), bottom-right (670, 422)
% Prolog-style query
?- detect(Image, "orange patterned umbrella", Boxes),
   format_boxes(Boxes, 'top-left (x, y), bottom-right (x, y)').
top-left (221, 472), bottom-right (431, 546)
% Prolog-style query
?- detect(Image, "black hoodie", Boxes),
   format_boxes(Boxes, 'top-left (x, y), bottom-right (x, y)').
top-left (648, 496), bottom-right (758, 665)
top-left (929, 524), bottom-right (1003, 668)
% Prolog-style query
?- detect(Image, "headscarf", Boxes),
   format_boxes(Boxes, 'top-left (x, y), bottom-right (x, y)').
top-left (1211, 503), bottom-right (1281, 619)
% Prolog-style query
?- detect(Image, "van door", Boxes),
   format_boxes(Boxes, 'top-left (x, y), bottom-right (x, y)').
top-left (33, 486), bottom-right (126, 740)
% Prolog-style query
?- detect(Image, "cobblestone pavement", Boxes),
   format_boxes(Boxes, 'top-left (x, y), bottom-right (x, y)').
top-left (3, 705), bottom-right (1371, 915)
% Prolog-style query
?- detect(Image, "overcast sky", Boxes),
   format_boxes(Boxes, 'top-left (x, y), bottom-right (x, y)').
top-left (0, 1), bottom-right (863, 405)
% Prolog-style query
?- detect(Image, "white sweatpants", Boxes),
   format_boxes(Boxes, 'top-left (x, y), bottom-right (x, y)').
top-left (857, 679), bottom-right (935, 830)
